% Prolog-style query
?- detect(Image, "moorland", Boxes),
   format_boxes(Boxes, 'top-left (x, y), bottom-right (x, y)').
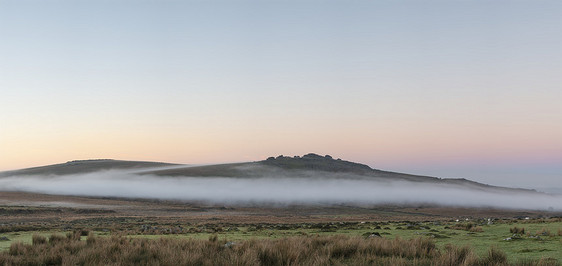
top-left (1, 155), bottom-right (561, 265)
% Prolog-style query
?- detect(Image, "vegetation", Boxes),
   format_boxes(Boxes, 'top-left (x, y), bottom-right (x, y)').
top-left (1, 218), bottom-right (561, 265)
top-left (2, 157), bottom-right (560, 265)
top-left (511, 226), bottom-right (526, 234)
top-left (3, 231), bottom-right (553, 266)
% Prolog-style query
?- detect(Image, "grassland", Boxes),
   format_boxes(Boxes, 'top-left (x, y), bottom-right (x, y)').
top-left (1, 191), bottom-right (561, 265)
top-left (1, 217), bottom-right (561, 264)
top-left (2, 158), bottom-right (560, 264)
top-left (0, 231), bottom-right (549, 265)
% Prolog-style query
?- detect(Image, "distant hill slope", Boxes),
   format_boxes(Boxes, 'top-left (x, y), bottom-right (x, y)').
top-left (0, 159), bottom-right (179, 177)
top-left (141, 153), bottom-right (377, 177)
top-left (143, 153), bottom-right (438, 181)
top-left (142, 153), bottom-right (536, 194)
top-left (0, 154), bottom-right (537, 194)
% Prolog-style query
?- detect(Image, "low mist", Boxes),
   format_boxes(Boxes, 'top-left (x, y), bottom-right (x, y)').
top-left (1, 169), bottom-right (561, 211)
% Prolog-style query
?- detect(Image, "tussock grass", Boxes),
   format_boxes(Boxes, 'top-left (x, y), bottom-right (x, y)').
top-left (536, 228), bottom-right (552, 237)
top-left (470, 226), bottom-right (484, 232)
top-left (451, 222), bottom-right (480, 232)
top-left (511, 226), bottom-right (525, 234)
top-left (31, 234), bottom-right (46, 245)
top-left (479, 246), bottom-right (508, 265)
top-left (436, 244), bottom-right (478, 265)
top-left (0, 232), bottom-right (554, 265)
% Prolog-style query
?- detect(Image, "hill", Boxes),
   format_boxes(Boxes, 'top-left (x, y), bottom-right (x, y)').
top-left (0, 159), bottom-right (178, 177)
top-left (0, 154), bottom-right (537, 195)
top-left (141, 153), bottom-right (387, 176)
top-left (138, 153), bottom-right (536, 194)
top-left (140, 153), bottom-right (436, 181)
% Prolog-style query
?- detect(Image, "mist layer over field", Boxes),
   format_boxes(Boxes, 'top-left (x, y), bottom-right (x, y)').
top-left (1, 169), bottom-right (560, 211)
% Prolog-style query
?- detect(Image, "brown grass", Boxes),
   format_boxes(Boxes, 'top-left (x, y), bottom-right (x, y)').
top-left (436, 244), bottom-right (479, 265)
top-left (450, 222), bottom-right (480, 232)
top-left (31, 234), bottom-right (46, 245)
top-left (536, 227), bottom-right (552, 237)
top-left (479, 246), bottom-right (508, 266)
top-left (510, 226), bottom-right (525, 234)
top-left (0, 232), bottom-right (553, 265)
top-left (469, 226), bottom-right (483, 232)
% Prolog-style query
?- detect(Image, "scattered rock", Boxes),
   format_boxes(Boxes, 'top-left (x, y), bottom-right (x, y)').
top-left (504, 234), bottom-right (523, 241)
top-left (0, 236), bottom-right (10, 241)
top-left (363, 232), bottom-right (381, 238)
top-left (224, 241), bottom-right (236, 248)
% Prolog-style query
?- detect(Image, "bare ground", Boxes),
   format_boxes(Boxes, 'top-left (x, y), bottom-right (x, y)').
top-left (1, 191), bottom-right (559, 226)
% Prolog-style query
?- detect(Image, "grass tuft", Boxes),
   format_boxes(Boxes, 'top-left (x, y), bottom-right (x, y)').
top-left (510, 226), bottom-right (525, 234)
top-left (31, 234), bottom-right (46, 245)
top-left (479, 246), bottom-right (508, 265)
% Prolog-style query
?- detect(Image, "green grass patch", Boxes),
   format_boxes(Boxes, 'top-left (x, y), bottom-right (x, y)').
top-left (2, 220), bottom-right (561, 264)
top-left (0, 231), bottom-right (55, 251)
top-left (121, 220), bottom-right (562, 263)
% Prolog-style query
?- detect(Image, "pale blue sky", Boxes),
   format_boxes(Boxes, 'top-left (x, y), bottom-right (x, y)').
top-left (1, 0), bottom-right (561, 190)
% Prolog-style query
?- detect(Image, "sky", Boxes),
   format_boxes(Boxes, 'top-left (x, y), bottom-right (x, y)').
top-left (1, 0), bottom-right (561, 190)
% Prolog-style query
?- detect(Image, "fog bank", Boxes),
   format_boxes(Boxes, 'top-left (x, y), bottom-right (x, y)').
top-left (1, 170), bottom-right (560, 211)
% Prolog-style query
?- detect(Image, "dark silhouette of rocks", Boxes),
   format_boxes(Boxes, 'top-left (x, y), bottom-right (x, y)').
top-left (260, 153), bottom-right (373, 174)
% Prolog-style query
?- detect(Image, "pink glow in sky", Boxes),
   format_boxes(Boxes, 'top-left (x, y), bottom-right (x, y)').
top-left (1, 1), bottom-right (561, 190)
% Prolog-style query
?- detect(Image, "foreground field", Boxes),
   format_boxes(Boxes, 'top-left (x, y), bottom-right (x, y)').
top-left (1, 217), bottom-right (561, 264)
top-left (1, 192), bottom-right (561, 264)
top-left (2, 232), bottom-right (558, 265)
